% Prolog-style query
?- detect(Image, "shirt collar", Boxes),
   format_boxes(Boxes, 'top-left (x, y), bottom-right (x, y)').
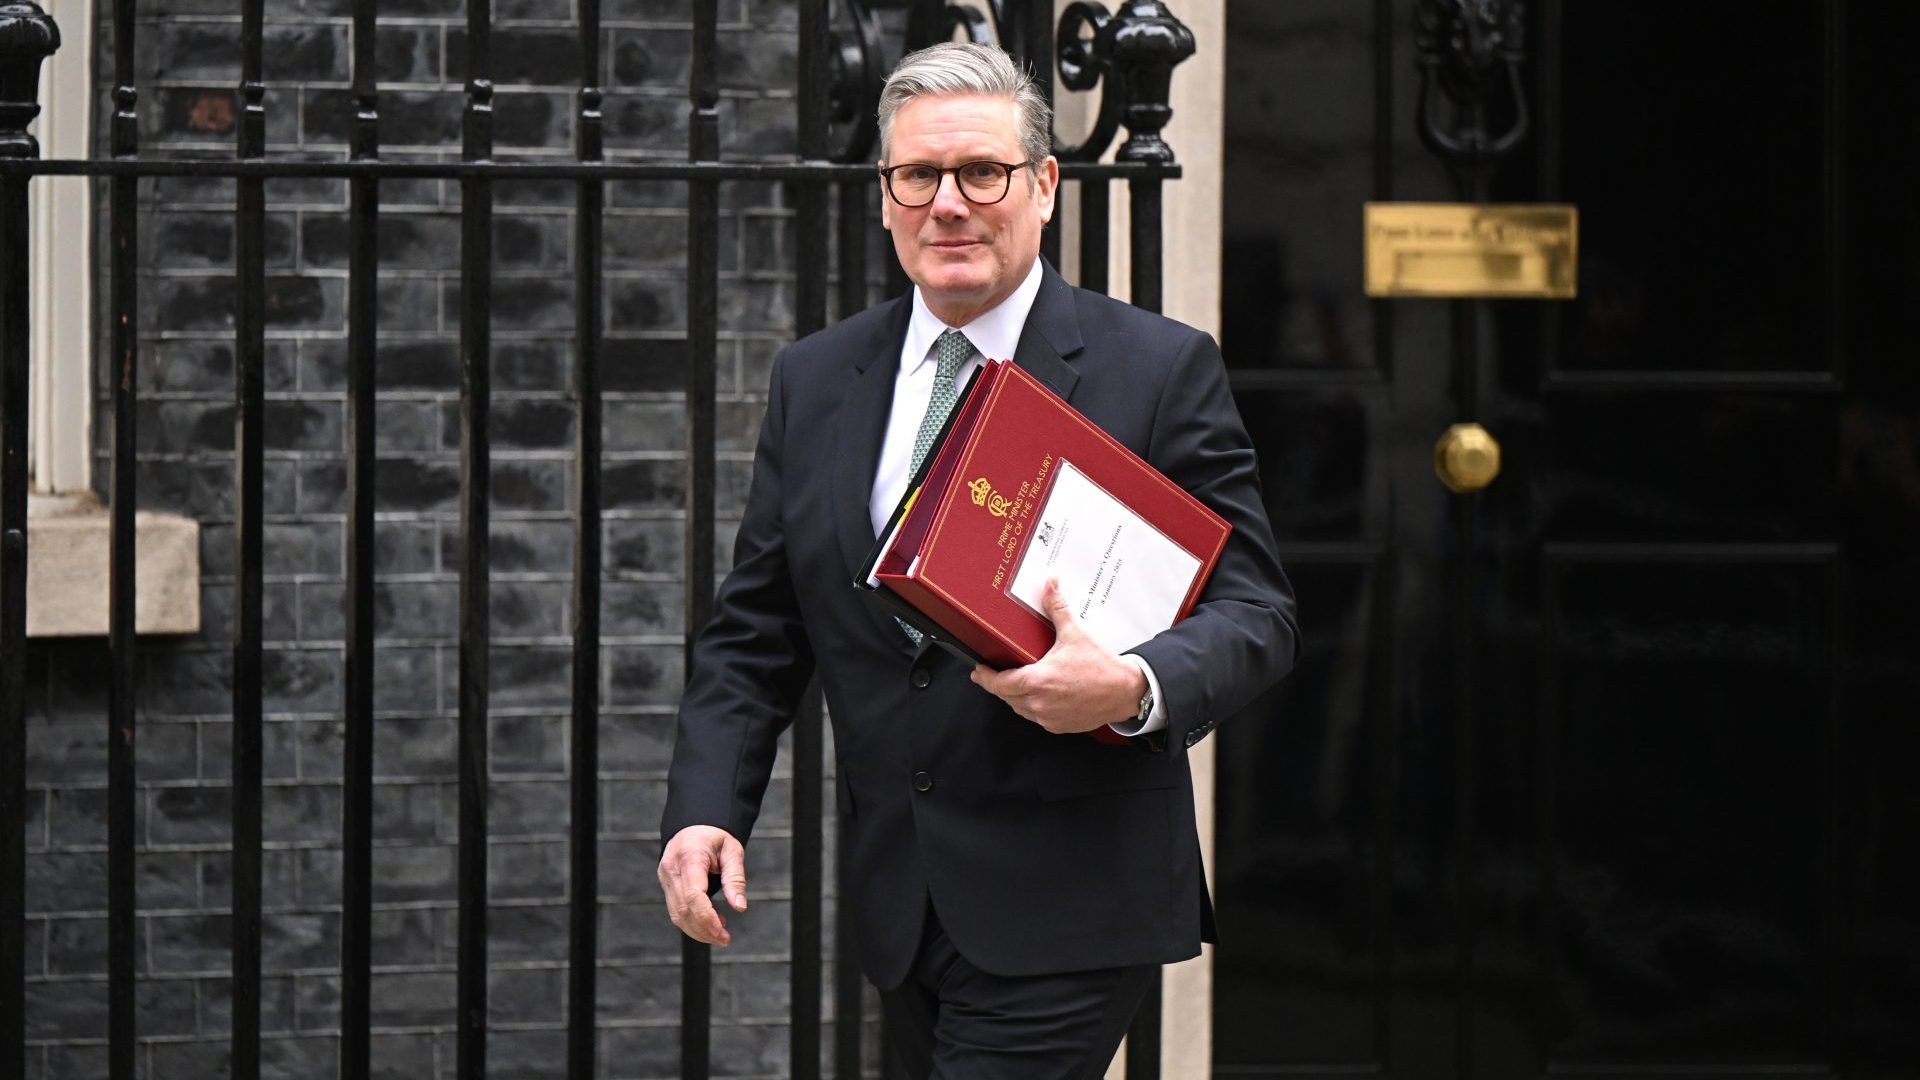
top-left (902, 257), bottom-right (1046, 375)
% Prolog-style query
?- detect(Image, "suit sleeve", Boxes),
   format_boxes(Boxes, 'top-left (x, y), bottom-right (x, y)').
top-left (1129, 329), bottom-right (1299, 748)
top-left (660, 347), bottom-right (816, 845)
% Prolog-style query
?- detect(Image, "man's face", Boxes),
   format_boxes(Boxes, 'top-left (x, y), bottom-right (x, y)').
top-left (880, 92), bottom-right (1060, 327)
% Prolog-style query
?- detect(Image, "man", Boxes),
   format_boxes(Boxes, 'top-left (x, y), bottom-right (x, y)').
top-left (658, 42), bottom-right (1297, 1079)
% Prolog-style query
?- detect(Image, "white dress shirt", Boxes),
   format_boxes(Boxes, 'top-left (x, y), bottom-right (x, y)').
top-left (867, 259), bottom-right (1167, 736)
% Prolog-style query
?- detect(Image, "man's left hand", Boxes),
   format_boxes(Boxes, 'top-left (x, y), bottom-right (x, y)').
top-left (970, 578), bottom-right (1146, 734)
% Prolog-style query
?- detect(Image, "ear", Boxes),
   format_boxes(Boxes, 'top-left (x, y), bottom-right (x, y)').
top-left (878, 167), bottom-right (894, 232)
top-left (1034, 155), bottom-right (1061, 225)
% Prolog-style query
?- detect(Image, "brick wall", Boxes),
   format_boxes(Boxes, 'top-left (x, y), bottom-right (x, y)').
top-left (23, 0), bottom-right (894, 1075)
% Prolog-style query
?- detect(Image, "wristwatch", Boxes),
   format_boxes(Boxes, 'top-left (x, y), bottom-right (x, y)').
top-left (1134, 682), bottom-right (1155, 724)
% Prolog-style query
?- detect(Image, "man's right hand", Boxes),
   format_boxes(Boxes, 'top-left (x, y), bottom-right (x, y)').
top-left (658, 825), bottom-right (749, 946)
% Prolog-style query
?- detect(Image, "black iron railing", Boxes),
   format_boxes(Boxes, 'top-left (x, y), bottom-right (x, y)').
top-left (0, 2), bottom-right (1191, 1078)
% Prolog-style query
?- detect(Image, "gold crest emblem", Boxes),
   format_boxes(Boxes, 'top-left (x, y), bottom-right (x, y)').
top-left (968, 477), bottom-right (1008, 518)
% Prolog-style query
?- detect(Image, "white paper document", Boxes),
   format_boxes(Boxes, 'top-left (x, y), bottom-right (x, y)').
top-left (1009, 459), bottom-right (1203, 654)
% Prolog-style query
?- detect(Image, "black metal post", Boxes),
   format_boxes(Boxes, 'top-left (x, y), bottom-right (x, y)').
top-left (682, 2), bottom-right (720, 1077)
top-left (0, 6), bottom-right (55, 1077)
top-left (230, 0), bottom-right (268, 1073)
top-left (831, 182), bottom-right (868, 1079)
top-left (569, 0), bottom-right (605, 1072)
top-left (457, 0), bottom-right (495, 1071)
top-left (340, 0), bottom-right (381, 1076)
top-left (106, 0), bottom-right (139, 1073)
top-left (792, 3), bottom-right (832, 1079)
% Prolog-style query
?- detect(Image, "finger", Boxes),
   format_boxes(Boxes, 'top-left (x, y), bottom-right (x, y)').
top-left (718, 837), bottom-right (749, 912)
top-left (676, 868), bottom-right (732, 945)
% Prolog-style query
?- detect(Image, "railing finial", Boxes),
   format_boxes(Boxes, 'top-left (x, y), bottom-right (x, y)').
top-left (1104, 0), bottom-right (1193, 164)
top-left (0, 1), bottom-right (58, 159)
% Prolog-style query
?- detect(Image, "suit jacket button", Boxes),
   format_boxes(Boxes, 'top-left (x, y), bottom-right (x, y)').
top-left (912, 771), bottom-right (933, 792)
top-left (910, 668), bottom-right (931, 689)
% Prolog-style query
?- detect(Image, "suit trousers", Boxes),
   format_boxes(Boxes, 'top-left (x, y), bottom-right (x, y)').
top-left (878, 904), bottom-right (1157, 1080)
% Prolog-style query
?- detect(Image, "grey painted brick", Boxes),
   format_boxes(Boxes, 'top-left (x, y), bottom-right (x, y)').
top-left (375, 456), bottom-right (460, 513)
top-left (492, 779), bottom-right (570, 838)
top-left (150, 786), bottom-right (231, 846)
top-left (599, 1022), bottom-right (679, 1080)
top-left (448, 27), bottom-right (579, 89)
top-left (373, 579), bottom-right (459, 638)
top-left (373, 338), bottom-right (460, 390)
top-left (480, 519), bottom-right (573, 574)
top-left (373, 717), bottom-right (456, 780)
top-left (42, 1045), bottom-right (108, 1079)
top-left (26, 717), bottom-right (108, 786)
top-left (603, 580), bottom-right (682, 637)
top-left (136, 974), bottom-right (201, 1037)
top-left (488, 902), bottom-right (567, 964)
top-left (597, 962), bottom-right (679, 1023)
top-left (23, 978), bottom-right (107, 1040)
top-left (143, 338), bottom-right (236, 394)
top-left (490, 840), bottom-right (567, 901)
top-left (145, 912), bottom-right (229, 975)
top-left (611, 29), bottom-right (692, 90)
top-left (369, 970), bottom-right (455, 1028)
top-left (492, 714), bottom-right (565, 775)
top-left (368, 907), bottom-right (441, 968)
top-left (598, 901), bottom-right (683, 963)
top-left (372, 781), bottom-right (447, 842)
top-left (44, 916), bottom-right (108, 976)
top-left (201, 971), bottom-right (301, 1034)
top-left (490, 582), bottom-right (571, 640)
top-left (490, 646), bottom-right (573, 709)
top-left (296, 338), bottom-right (345, 392)
top-left (596, 712), bottom-right (675, 776)
top-left (263, 783), bottom-right (342, 844)
top-left (25, 851), bottom-right (106, 915)
top-left (263, 911), bottom-right (340, 971)
top-left (367, 1031), bottom-right (438, 1079)
top-left (598, 781), bottom-right (667, 839)
top-left (375, 25), bottom-right (442, 84)
top-left (604, 519), bottom-right (686, 579)
top-left (371, 842), bottom-right (456, 904)
top-left (376, 519), bottom-right (443, 575)
top-left (371, 278), bottom-right (444, 333)
top-left (488, 1027), bottom-right (571, 1079)
top-left (602, 336), bottom-right (692, 393)
top-left (604, 644), bottom-right (684, 708)
top-left (493, 340), bottom-right (573, 392)
top-left (297, 458), bottom-right (349, 515)
top-left (597, 837), bottom-right (667, 901)
top-left (491, 459), bottom-right (573, 513)
top-left (488, 964), bottom-right (567, 1024)
top-left (372, 644), bottom-right (444, 713)
top-left (136, 721), bottom-right (201, 784)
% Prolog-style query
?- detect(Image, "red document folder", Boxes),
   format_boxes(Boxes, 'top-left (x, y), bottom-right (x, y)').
top-left (861, 359), bottom-right (1231, 670)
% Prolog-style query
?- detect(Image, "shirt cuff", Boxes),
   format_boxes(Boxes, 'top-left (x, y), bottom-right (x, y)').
top-left (1107, 653), bottom-right (1168, 737)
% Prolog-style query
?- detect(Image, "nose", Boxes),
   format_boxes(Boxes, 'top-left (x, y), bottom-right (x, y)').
top-left (928, 169), bottom-right (971, 220)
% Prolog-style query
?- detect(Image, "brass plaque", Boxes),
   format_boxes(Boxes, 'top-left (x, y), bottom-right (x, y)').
top-left (1364, 202), bottom-right (1578, 299)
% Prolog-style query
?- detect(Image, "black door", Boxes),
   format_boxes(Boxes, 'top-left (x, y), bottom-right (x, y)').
top-left (1212, 2), bottom-right (1920, 1077)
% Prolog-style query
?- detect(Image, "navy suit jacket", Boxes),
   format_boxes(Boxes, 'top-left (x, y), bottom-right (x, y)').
top-left (662, 261), bottom-right (1298, 988)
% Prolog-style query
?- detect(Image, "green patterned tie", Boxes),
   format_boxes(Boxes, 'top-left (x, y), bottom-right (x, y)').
top-left (911, 329), bottom-right (975, 475)
top-left (899, 329), bottom-right (974, 645)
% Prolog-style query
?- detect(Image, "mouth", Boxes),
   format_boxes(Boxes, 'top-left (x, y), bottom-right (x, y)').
top-left (928, 238), bottom-right (982, 250)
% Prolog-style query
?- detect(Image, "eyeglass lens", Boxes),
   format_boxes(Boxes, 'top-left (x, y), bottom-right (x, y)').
top-left (888, 162), bottom-right (1015, 206)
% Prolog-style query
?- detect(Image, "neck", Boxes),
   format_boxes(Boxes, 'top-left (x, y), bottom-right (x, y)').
top-left (921, 257), bottom-right (1039, 328)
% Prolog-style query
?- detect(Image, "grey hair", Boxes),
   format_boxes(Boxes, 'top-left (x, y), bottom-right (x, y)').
top-left (878, 42), bottom-right (1053, 167)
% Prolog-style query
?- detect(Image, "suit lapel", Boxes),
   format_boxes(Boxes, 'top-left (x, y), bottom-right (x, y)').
top-left (1010, 261), bottom-right (1084, 402)
top-left (832, 297), bottom-right (926, 651)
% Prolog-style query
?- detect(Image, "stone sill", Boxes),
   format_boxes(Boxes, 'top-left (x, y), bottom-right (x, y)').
top-left (26, 494), bottom-right (201, 638)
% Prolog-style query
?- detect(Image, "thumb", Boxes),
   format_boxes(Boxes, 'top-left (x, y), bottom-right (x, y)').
top-left (1042, 577), bottom-right (1080, 635)
top-left (718, 835), bottom-right (749, 912)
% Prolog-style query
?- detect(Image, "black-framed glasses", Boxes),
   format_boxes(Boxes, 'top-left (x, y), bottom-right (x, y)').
top-left (877, 159), bottom-right (1038, 207)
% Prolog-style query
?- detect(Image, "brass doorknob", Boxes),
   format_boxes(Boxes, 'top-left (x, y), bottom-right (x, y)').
top-left (1434, 423), bottom-right (1501, 493)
